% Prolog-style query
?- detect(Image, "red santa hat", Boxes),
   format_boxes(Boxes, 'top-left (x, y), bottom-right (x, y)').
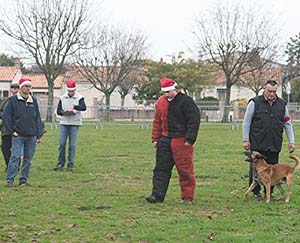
top-left (19, 78), bottom-right (32, 88)
top-left (66, 80), bottom-right (77, 91)
top-left (160, 78), bottom-right (177, 92)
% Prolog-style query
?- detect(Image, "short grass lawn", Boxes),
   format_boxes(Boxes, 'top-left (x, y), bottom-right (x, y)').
top-left (0, 123), bottom-right (300, 243)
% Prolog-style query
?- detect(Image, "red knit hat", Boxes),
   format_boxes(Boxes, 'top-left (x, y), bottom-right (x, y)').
top-left (66, 80), bottom-right (77, 91)
top-left (19, 78), bottom-right (32, 88)
top-left (160, 78), bottom-right (177, 92)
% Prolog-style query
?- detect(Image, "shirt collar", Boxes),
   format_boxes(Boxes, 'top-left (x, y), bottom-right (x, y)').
top-left (263, 93), bottom-right (277, 103)
top-left (17, 92), bottom-right (33, 103)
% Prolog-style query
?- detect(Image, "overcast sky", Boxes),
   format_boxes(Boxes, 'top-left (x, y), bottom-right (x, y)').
top-left (0, 0), bottom-right (300, 63)
top-left (100, 0), bottom-right (300, 62)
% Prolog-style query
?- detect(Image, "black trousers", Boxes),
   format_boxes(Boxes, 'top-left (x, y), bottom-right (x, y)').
top-left (151, 136), bottom-right (174, 201)
top-left (248, 150), bottom-right (279, 195)
top-left (1, 134), bottom-right (12, 169)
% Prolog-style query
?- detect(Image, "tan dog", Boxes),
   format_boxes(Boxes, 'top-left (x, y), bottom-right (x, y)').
top-left (244, 151), bottom-right (300, 203)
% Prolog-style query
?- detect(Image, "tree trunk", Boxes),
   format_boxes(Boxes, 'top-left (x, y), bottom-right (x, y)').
top-left (121, 95), bottom-right (126, 109)
top-left (46, 84), bottom-right (54, 122)
top-left (105, 93), bottom-right (111, 121)
top-left (221, 86), bottom-right (232, 123)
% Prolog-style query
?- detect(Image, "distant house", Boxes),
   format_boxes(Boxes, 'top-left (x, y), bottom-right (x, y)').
top-left (0, 64), bottom-right (22, 99)
top-left (62, 66), bottom-right (139, 108)
top-left (201, 66), bottom-right (283, 102)
top-left (17, 73), bottom-right (64, 118)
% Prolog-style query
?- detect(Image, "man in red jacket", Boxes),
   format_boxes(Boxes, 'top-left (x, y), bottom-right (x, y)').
top-left (145, 78), bottom-right (200, 204)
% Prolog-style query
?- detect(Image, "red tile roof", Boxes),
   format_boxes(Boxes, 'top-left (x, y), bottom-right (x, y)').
top-left (21, 74), bottom-right (63, 89)
top-left (213, 66), bottom-right (283, 85)
top-left (0, 66), bottom-right (20, 80)
top-left (63, 66), bottom-right (90, 83)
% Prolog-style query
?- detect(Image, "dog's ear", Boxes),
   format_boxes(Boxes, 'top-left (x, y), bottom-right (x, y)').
top-left (243, 151), bottom-right (252, 163)
top-left (255, 153), bottom-right (267, 160)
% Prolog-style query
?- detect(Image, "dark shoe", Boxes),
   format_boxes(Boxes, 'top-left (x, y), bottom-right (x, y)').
top-left (19, 181), bottom-right (28, 186)
top-left (182, 199), bottom-right (193, 205)
top-left (5, 181), bottom-right (13, 187)
top-left (67, 166), bottom-right (73, 172)
top-left (53, 163), bottom-right (64, 171)
top-left (253, 193), bottom-right (262, 201)
top-left (145, 195), bottom-right (163, 203)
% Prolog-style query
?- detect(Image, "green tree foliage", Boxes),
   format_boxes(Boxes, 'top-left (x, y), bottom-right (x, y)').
top-left (0, 54), bottom-right (28, 73)
top-left (289, 77), bottom-right (300, 102)
top-left (0, 54), bottom-right (15, 66)
top-left (285, 33), bottom-right (300, 80)
top-left (133, 53), bottom-right (212, 105)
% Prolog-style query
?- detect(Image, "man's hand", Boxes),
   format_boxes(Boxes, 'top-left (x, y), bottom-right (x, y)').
top-left (37, 138), bottom-right (42, 144)
top-left (289, 143), bottom-right (295, 153)
top-left (152, 141), bottom-right (157, 148)
top-left (184, 141), bottom-right (192, 146)
top-left (243, 141), bottom-right (250, 150)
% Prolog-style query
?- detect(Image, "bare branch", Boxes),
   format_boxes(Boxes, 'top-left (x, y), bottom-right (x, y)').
top-left (75, 25), bottom-right (148, 109)
top-left (193, 1), bottom-right (280, 122)
top-left (0, 0), bottom-right (93, 121)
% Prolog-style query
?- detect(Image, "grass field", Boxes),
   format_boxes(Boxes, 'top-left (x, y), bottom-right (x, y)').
top-left (0, 123), bottom-right (300, 243)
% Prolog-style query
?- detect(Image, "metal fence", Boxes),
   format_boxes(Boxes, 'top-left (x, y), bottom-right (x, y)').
top-left (40, 104), bottom-right (300, 128)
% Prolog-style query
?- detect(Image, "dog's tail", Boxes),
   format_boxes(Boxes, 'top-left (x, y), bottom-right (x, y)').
top-left (289, 155), bottom-right (300, 170)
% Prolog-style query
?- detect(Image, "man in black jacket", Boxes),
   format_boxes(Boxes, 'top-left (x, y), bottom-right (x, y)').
top-left (145, 78), bottom-right (200, 204)
top-left (3, 78), bottom-right (43, 187)
top-left (242, 80), bottom-right (295, 200)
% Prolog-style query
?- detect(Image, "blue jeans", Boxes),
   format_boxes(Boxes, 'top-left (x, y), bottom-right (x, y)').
top-left (7, 135), bottom-right (37, 183)
top-left (58, 125), bottom-right (79, 167)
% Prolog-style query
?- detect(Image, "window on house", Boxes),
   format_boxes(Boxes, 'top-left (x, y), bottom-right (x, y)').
top-left (216, 87), bottom-right (226, 101)
top-left (3, 90), bottom-right (9, 98)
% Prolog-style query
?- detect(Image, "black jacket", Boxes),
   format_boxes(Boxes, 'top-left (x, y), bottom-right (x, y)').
top-left (3, 93), bottom-right (43, 139)
top-left (250, 95), bottom-right (286, 152)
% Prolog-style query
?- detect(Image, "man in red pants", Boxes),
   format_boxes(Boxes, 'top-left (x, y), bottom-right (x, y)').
top-left (145, 78), bottom-right (200, 204)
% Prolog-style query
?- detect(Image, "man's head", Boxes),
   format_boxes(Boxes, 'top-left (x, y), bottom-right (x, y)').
top-left (66, 80), bottom-right (77, 97)
top-left (160, 78), bottom-right (178, 101)
top-left (19, 78), bottom-right (32, 96)
top-left (10, 83), bottom-right (19, 96)
top-left (264, 80), bottom-right (277, 101)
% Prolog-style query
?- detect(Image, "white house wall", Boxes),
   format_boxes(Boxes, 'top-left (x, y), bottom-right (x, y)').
top-left (63, 83), bottom-right (139, 108)
top-left (202, 84), bottom-right (283, 101)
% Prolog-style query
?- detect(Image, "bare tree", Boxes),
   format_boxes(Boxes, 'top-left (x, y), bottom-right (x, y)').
top-left (118, 68), bottom-right (145, 108)
top-left (0, 0), bottom-right (91, 121)
top-left (193, 1), bottom-right (279, 122)
top-left (238, 65), bottom-right (282, 96)
top-left (76, 26), bottom-right (147, 113)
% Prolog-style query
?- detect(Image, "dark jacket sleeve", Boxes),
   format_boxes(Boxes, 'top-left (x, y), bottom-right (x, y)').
top-left (0, 99), bottom-right (7, 119)
top-left (34, 98), bottom-right (44, 139)
top-left (56, 99), bottom-right (64, 116)
top-left (74, 97), bottom-right (86, 111)
top-left (184, 98), bottom-right (201, 145)
top-left (2, 98), bottom-right (13, 134)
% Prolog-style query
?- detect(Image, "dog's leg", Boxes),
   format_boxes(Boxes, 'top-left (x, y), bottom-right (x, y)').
top-left (275, 184), bottom-right (285, 200)
top-left (285, 174), bottom-right (294, 203)
top-left (265, 182), bottom-right (271, 203)
top-left (244, 181), bottom-right (258, 200)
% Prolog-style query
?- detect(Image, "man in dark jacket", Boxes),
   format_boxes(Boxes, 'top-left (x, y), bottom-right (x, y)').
top-left (145, 78), bottom-right (200, 204)
top-left (0, 83), bottom-right (19, 171)
top-left (3, 78), bottom-right (44, 187)
top-left (242, 79), bottom-right (295, 200)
